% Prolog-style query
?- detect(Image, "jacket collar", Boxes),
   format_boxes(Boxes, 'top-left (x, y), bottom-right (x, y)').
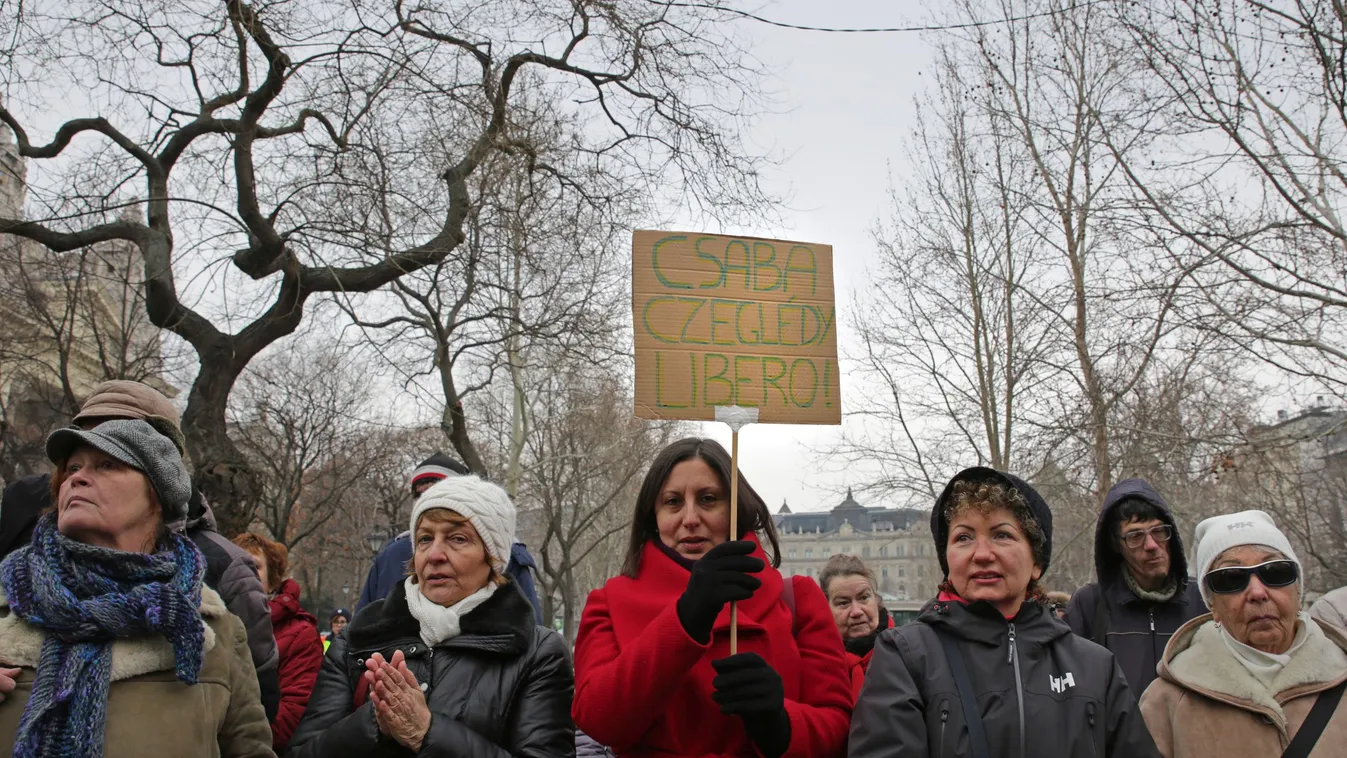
top-left (1159, 613), bottom-right (1347, 721)
top-left (347, 575), bottom-right (534, 656)
top-left (920, 595), bottom-right (1071, 649)
top-left (0, 586), bottom-right (228, 681)
top-left (270, 577), bottom-right (317, 627)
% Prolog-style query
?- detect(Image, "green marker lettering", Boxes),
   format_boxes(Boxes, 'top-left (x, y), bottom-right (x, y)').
top-left (753, 242), bottom-right (781, 292)
top-left (695, 236), bottom-right (726, 289)
top-left (735, 301), bottom-right (760, 345)
top-left (653, 236), bottom-right (692, 289)
top-left (785, 245), bottom-right (818, 296)
top-left (777, 303), bottom-right (799, 347)
top-left (654, 352), bottom-right (688, 408)
top-left (756, 301), bottom-right (779, 345)
top-left (762, 356), bottom-right (788, 407)
top-left (709, 298), bottom-right (736, 346)
top-left (725, 240), bottom-right (751, 290)
top-left (789, 358), bottom-right (819, 408)
top-left (642, 296), bottom-right (678, 344)
top-left (679, 297), bottom-right (708, 345)
top-left (704, 353), bottom-right (732, 405)
top-left (733, 355), bottom-right (759, 407)
top-left (823, 360), bottom-right (835, 408)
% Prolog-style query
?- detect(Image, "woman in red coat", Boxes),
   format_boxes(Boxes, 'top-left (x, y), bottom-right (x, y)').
top-left (234, 532), bottom-right (324, 752)
top-left (818, 554), bottom-right (894, 699)
top-left (573, 438), bottom-right (853, 758)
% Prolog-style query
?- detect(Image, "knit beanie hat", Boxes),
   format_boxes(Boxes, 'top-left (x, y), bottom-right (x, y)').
top-left (1193, 509), bottom-right (1300, 608)
top-left (46, 419), bottom-right (193, 526)
top-left (409, 451), bottom-right (469, 493)
top-left (930, 466), bottom-right (1054, 578)
top-left (409, 475), bottom-right (515, 574)
top-left (72, 380), bottom-right (188, 457)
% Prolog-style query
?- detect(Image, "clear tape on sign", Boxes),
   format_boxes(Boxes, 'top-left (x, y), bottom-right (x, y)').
top-left (714, 405), bottom-right (759, 432)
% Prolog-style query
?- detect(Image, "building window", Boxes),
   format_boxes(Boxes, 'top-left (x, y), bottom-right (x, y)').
top-left (805, 548), bottom-right (813, 559)
top-left (863, 545), bottom-right (871, 558)
top-left (879, 545), bottom-right (887, 557)
top-left (899, 566), bottom-right (906, 578)
top-left (898, 544), bottom-right (906, 557)
top-left (882, 567), bottom-right (889, 578)
top-left (788, 549), bottom-right (796, 559)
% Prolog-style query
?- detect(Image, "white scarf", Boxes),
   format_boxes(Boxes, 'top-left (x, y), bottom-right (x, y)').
top-left (1219, 611), bottom-right (1311, 688)
top-left (403, 577), bottom-right (498, 648)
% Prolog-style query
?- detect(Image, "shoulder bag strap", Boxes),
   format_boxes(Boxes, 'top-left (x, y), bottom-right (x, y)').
top-left (1092, 587), bottom-right (1110, 648)
top-left (933, 627), bottom-right (992, 758)
top-left (1281, 680), bottom-right (1346, 758)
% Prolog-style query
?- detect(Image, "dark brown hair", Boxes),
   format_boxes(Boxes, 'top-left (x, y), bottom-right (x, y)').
top-left (819, 554), bottom-right (876, 596)
top-left (620, 437), bottom-right (781, 578)
top-left (232, 532), bottom-right (288, 592)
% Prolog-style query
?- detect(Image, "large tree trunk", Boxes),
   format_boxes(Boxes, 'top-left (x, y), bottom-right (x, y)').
top-left (181, 340), bottom-right (259, 538)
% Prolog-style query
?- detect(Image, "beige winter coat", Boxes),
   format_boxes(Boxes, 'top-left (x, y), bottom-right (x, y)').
top-left (1140, 612), bottom-right (1347, 758)
top-left (1312, 587), bottom-right (1347, 633)
top-left (0, 585), bottom-right (275, 758)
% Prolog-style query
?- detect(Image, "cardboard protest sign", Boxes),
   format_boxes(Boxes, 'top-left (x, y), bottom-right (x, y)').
top-left (632, 230), bottom-right (841, 424)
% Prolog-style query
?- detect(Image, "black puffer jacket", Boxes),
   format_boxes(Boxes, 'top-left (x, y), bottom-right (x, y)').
top-left (1065, 478), bottom-right (1204, 697)
top-left (287, 577), bottom-right (575, 758)
top-left (849, 598), bottom-right (1159, 758)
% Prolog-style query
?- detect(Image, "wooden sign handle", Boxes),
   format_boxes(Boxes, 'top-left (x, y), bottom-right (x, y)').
top-left (729, 427), bottom-right (740, 655)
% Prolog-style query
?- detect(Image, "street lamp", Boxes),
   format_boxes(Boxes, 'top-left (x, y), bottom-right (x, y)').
top-left (365, 530), bottom-right (388, 555)
top-left (341, 584), bottom-right (350, 599)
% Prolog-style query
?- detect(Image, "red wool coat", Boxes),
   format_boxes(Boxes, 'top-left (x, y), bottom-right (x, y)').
top-left (269, 577), bottom-right (325, 752)
top-left (573, 537), bottom-right (853, 758)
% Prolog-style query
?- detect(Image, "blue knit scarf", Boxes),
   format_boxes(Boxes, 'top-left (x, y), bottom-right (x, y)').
top-left (0, 513), bottom-right (206, 758)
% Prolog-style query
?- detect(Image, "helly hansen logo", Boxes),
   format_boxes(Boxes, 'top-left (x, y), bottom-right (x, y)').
top-left (1050, 672), bottom-right (1076, 693)
top-left (1228, 522), bottom-right (1255, 530)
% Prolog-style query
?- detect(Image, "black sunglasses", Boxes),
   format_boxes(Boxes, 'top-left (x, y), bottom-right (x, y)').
top-left (1204, 560), bottom-right (1299, 595)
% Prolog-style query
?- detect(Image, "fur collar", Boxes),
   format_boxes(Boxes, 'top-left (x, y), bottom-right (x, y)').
top-left (0, 585), bottom-right (227, 682)
top-left (1161, 613), bottom-right (1347, 721)
top-left (347, 576), bottom-right (534, 656)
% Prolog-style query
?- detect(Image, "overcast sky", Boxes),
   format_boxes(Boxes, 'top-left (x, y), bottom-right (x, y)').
top-left (678, 2), bottom-right (939, 515)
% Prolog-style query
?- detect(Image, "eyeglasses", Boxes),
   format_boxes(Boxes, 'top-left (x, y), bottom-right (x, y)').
top-left (1204, 560), bottom-right (1300, 595)
top-left (1121, 524), bottom-right (1173, 549)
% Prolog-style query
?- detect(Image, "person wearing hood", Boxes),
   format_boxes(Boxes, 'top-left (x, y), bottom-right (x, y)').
top-left (355, 452), bottom-right (544, 622)
top-left (572, 438), bottom-right (852, 757)
top-left (233, 532), bottom-right (324, 753)
top-left (0, 380), bottom-right (281, 721)
top-left (1065, 478), bottom-right (1204, 697)
top-left (1140, 510), bottom-right (1347, 757)
top-left (818, 553), bottom-right (894, 699)
top-left (849, 467), bottom-right (1160, 758)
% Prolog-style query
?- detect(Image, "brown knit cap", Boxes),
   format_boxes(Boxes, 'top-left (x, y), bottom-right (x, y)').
top-left (72, 380), bottom-right (187, 456)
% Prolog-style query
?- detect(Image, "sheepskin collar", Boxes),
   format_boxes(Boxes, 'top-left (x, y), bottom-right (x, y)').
top-left (347, 576), bottom-right (534, 657)
top-left (1160, 612), bottom-right (1347, 722)
top-left (0, 585), bottom-right (227, 682)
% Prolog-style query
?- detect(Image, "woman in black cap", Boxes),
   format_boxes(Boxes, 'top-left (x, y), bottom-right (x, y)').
top-left (848, 467), bottom-right (1160, 758)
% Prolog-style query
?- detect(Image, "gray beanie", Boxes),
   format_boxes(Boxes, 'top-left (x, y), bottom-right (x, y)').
top-left (46, 419), bottom-right (193, 525)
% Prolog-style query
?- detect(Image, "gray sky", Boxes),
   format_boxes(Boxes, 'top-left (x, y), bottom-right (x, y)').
top-left (682, 2), bottom-right (937, 515)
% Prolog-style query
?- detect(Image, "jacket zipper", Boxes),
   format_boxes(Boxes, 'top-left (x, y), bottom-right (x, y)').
top-left (1087, 702), bottom-right (1099, 755)
top-left (1149, 607), bottom-right (1157, 667)
top-left (1008, 624), bottom-right (1026, 758)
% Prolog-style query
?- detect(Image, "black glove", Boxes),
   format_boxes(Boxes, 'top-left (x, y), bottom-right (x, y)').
top-left (676, 540), bottom-right (763, 643)
top-left (711, 653), bottom-right (792, 758)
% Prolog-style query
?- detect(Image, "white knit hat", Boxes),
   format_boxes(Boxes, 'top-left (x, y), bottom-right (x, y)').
top-left (1193, 509), bottom-right (1300, 608)
top-left (408, 475), bottom-right (516, 574)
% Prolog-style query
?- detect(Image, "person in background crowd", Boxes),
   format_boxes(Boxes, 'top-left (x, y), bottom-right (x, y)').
top-left (849, 467), bottom-right (1159, 757)
top-left (1140, 510), bottom-right (1347, 757)
top-left (355, 451), bottom-right (545, 622)
top-left (233, 532), bottom-right (324, 753)
top-left (573, 438), bottom-right (852, 758)
top-left (289, 475), bottom-right (574, 757)
top-left (1046, 590), bottom-right (1071, 620)
top-left (818, 553), bottom-right (893, 699)
top-left (323, 608), bottom-right (350, 652)
top-left (0, 380), bottom-right (281, 721)
top-left (1065, 478), bottom-right (1204, 697)
top-left (1311, 584), bottom-right (1347, 632)
top-left (0, 420), bottom-right (273, 757)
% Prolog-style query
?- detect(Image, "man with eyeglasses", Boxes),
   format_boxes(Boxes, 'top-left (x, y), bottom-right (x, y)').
top-left (1066, 478), bottom-right (1206, 696)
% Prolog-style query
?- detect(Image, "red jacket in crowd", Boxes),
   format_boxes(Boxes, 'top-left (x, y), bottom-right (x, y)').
top-left (572, 536), bottom-right (853, 758)
top-left (269, 577), bottom-right (324, 752)
top-left (846, 613), bottom-right (895, 700)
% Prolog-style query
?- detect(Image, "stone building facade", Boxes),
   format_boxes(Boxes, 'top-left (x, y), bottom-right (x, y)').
top-left (773, 489), bottom-right (941, 603)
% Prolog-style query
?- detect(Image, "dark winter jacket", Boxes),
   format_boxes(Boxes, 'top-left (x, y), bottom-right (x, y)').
top-left (1065, 479), bottom-right (1205, 697)
top-left (0, 473), bottom-right (282, 721)
top-left (849, 597), bottom-right (1160, 758)
top-left (269, 578), bottom-right (324, 752)
top-left (355, 531), bottom-right (544, 623)
top-left (287, 576), bottom-right (575, 758)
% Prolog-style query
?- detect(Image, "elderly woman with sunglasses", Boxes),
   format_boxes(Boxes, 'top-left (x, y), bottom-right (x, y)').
top-left (1140, 510), bottom-right (1347, 758)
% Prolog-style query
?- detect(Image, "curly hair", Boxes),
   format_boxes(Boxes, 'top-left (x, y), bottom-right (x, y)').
top-left (942, 480), bottom-right (1048, 601)
top-left (232, 532), bottom-right (287, 592)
